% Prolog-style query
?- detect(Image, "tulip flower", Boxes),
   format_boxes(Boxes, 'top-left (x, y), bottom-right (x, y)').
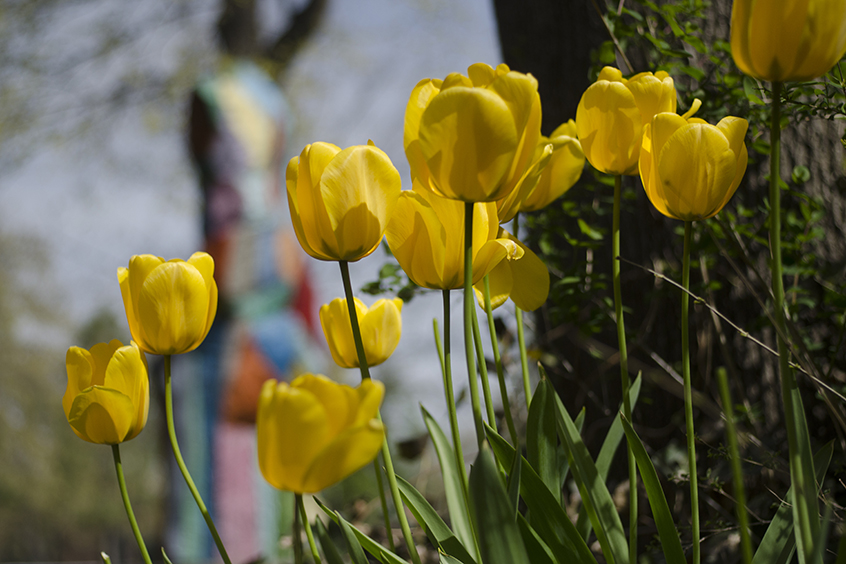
top-left (320, 297), bottom-right (403, 368)
top-left (640, 100), bottom-right (749, 221)
top-left (404, 62), bottom-right (545, 203)
top-left (64, 340), bottom-right (149, 444)
top-left (576, 66), bottom-right (677, 175)
top-left (286, 141), bottom-right (401, 262)
top-left (385, 181), bottom-right (522, 290)
top-left (731, 0), bottom-right (846, 82)
top-left (118, 253), bottom-right (218, 356)
top-left (257, 374), bottom-right (385, 493)
top-left (517, 120), bottom-right (586, 213)
top-left (474, 228), bottom-right (550, 311)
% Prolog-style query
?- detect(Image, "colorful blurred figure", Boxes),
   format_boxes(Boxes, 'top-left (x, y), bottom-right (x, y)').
top-left (170, 59), bottom-right (319, 563)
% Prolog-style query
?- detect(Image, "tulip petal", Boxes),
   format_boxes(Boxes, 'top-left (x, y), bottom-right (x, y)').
top-left (576, 81), bottom-right (641, 175)
top-left (292, 374), bottom-right (360, 435)
top-left (103, 342), bottom-right (149, 440)
top-left (386, 189), bottom-right (449, 289)
top-left (137, 261), bottom-right (210, 355)
top-left (504, 234), bottom-right (550, 311)
top-left (626, 73), bottom-right (677, 124)
top-left (300, 420), bottom-right (385, 494)
top-left (657, 124), bottom-right (737, 221)
top-left (64, 347), bottom-right (95, 419)
top-left (257, 382), bottom-right (331, 492)
top-left (474, 258), bottom-right (513, 310)
top-left (360, 298), bottom-right (403, 366)
top-left (320, 145), bottom-right (400, 261)
top-left (354, 379), bottom-right (385, 426)
top-left (405, 79), bottom-right (442, 187)
top-left (520, 136), bottom-right (584, 212)
top-left (472, 238), bottom-right (521, 284)
top-left (68, 387), bottom-right (136, 444)
top-left (120, 256), bottom-right (164, 348)
top-left (419, 86), bottom-right (519, 201)
top-left (319, 299), bottom-right (359, 368)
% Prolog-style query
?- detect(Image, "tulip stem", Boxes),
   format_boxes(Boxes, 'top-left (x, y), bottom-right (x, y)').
top-left (681, 220), bottom-right (700, 564)
top-left (297, 494), bottom-right (321, 563)
top-left (111, 444), bottom-right (152, 564)
top-left (613, 174), bottom-right (637, 562)
top-left (373, 458), bottom-right (395, 551)
top-left (471, 307), bottom-right (498, 430)
top-left (484, 276), bottom-right (519, 446)
top-left (339, 261), bottom-right (372, 381)
top-left (768, 80), bottom-right (818, 559)
top-left (513, 213), bottom-right (532, 407)
top-left (163, 355), bottom-right (232, 564)
top-left (463, 202), bottom-right (486, 449)
top-left (293, 494), bottom-right (304, 564)
top-left (716, 368), bottom-right (753, 564)
top-left (437, 291), bottom-right (471, 498)
top-left (338, 262), bottom-right (421, 564)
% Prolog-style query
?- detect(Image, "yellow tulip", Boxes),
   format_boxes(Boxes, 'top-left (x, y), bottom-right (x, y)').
top-left (256, 374), bottom-right (385, 493)
top-left (640, 100), bottom-right (749, 221)
top-left (404, 62), bottom-right (545, 203)
top-left (286, 141), bottom-right (401, 262)
top-left (118, 253), bottom-right (218, 356)
top-left (320, 297), bottom-right (403, 368)
top-left (385, 181), bottom-right (522, 290)
top-left (63, 340), bottom-right (149, 445)
top-left (576, 66), bottom-right (677, 175)
top-left (517, 120), bottom-right (586, 213)
top-left (474, 229), bottom-right (550, 311)
top-left (731, 0), bottom-right (846, 82)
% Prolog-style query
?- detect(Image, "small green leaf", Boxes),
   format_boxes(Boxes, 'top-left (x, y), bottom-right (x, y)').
top-left (791, 165), bottom-right (811, 185)
top-left (315, 518), bottom-right (346, 564)
top-left (314, 498), bottom-right (409, 564)
top-left (517, 513), bottom-right (557, 564)
top-left (338, 511), bottom-right (369, 564)
top-left (422, 406), bottom-right (476, 556)
top-left (577, 219), bottom-right (604, 241)
top-left (552, 391), bottom-right (629, 564)
top-left (397, 474), bottom-right (477, 564)
top-left (507, 446), bottom-right (523, 522)
top-left (620, 417), bottom-right (686, 564)
top-left (527, 380), bottom-right (561, 504)
top-left (101, 553), bottom-right (112, 564)
top-left (469, 445), bottom-right (530, 564)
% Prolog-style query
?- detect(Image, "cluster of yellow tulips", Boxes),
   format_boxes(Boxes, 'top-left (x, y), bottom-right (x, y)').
top-left (61, 0), bottom-right (846, 560)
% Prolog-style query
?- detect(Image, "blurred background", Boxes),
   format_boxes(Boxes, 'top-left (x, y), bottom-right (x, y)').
top-left (2, 0), bottom-right (845, 562)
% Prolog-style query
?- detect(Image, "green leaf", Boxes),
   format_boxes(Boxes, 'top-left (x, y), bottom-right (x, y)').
top-left (338, 511), bottom-right (369, 564)
top-left (439, 552), bottom-right (465, 564)
top-left (101, 553), bottom-right (112, 564)
top-left (577, 219), bottom-right (604, 241)
top-left (527, 380), bottom-right (561, 504)
top-left (743, 76), bottom-right (765, 105)
top-left (507, 445), bottom-right (523, 521)
top-left (752, 442), bottom-right (833, 564)
top-left (314, 497), bottom-right (409, 564)
top-left (552, 392), bottom-right (629, 564)
top-left (486, 424), bottom-right (597, 564)
top-left (469, 445), bottom-right (530, 564)
top-left (620, 417), bottom-right (686, 564)
top-left (396, 474), bottom-right (477, 564)
top-left (422, 406), bottom-right (476, 556)
top-left (517, 513), bottom-right (557, 564)
top-left (577, 374), bottom-right (643, 539)
top-left (159, 550), bottom-right (170, 564)
top-left (792, 165), bottom-right (811, 185)
top-left (315, 518), bottom-right (346, 564)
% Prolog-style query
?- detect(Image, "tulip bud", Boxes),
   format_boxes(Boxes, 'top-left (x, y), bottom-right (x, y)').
top-left (63, 340), bottom-right (149, 444)
top-left (256, 374), bottom-right (385, 493)
top-left (286, 142), bottom-right (401, 262)
top-left (319, 297), bottom-right (403, 368)
top-left (405, 62), bottom-right (545, 203)
top-left (640, 100), bottom-right (748, 221)
top-left (731, 0), bottom-right (846, 82)
top-left (576, 67), bottom-right (677, 175)
top-left (117, 253), bottom-right (218, 356)
top-left (385, 182), bottom-right (522, 290)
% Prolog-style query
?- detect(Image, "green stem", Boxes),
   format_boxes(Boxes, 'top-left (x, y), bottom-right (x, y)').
top-left (111, 444), bottom-right (152, 564)
top-left (463, 201), bottom-right (485, 449)
top-left (373, 458), bottom-right (395, 552)
top-left (768, 80), bottom-right (818, 560)
top-left (484, 276), bottom-right (519, 445)
top-left (471, 305), bottom-right (498, 428)
top-left (339, 261), bottom-right (371, 381)
top-left (613, 174), bottom-right (637, 561)
top-left (164, 355), bottom-right (232, 564)
top-left (338, 263), bottom-right (421, 564)
top-left (297, 494), bottom-right (321, 564)
top-left (437, 290), bottom-right (471, 499)
top-left (716, 369), bottom-right (753, 564)
top-left (293, 494), bottom-right (303, 564)
top-left (513, 212), bottom-right (533, 407)
top-left (682, 221), bottom-right (700, 564)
